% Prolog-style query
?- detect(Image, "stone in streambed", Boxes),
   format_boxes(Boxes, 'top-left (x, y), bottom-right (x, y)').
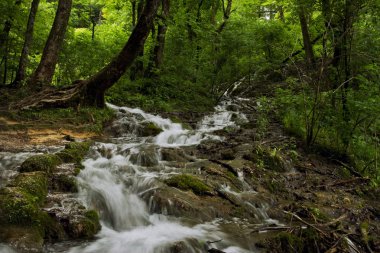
top-left (56, 141), bottom-right (91, 164)
top-left (19, 154), bottom-right (61, 174)
top-left (165, 174), bottom-right (213, 196)
top-left (139, 122), bottom-right (163, 137)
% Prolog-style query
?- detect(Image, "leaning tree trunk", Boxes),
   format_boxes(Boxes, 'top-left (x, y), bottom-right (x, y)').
top-left (13, 0), bottom-right (40, 87)
top-left (11, 0), bottom-right (160, 110)
top-left (27, 0), bottom-right (72, 89)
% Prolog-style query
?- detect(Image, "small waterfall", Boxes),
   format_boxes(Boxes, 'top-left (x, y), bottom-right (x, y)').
top-left (0, 152), bottom-right (40, 188)
top-left (69, 100), bottom-right (258, 253)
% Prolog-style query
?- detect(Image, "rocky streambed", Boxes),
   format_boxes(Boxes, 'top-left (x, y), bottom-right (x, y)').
top-left (0, 98), bottom-right (379, 253)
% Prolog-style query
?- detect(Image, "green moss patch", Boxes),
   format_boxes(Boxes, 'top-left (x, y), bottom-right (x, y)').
top-left (20, 154), bottom-right (61, 174)
top-left (244, 146), bottom-right (289, 172)
top-left (165, 174), bottom-right (212, 196)
top-left (56, 141), bottom-right (91, 164)
top-left (52, 174), bottom-right (78, 192)
top-left (66, 210), bottom-right (101, 239)
top-left (0, 187), bottom-right (42, 225)
top-left (11, 172), bottom-right (48, 204)
top-left (139, 122), bottom-right (163, 136)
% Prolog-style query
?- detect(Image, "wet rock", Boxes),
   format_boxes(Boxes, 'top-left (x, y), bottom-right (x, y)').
top-left (44, 196), bottom-right (101, 239)
top-left (56, 141), bottom-right (91, 164)
top-left (138, 122), bottom-right (163, 137)
top-left (0, 226), bottom-right (43, 253)
top-left (10, 171), bottom-right (48, 204)
top-left (160, 148), bottom-right (193, 162)
top-left (64, 210), bottom-right (101, 239)
top-left (165, 174), bottom-right (213, 196)
top-left (51, 174), bottom-right (78, 192)
top-left (19, 154), bottom-right (61, 174)
top-left (0, 187), bottom-right (43, 225)
top-left (226, 104), bottom-right (239, 112)
top-left (129, 145), bottom-right (159, 167)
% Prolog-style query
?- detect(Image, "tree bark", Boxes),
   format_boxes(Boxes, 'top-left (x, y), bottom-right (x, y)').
top-left (27, 0), bottom-right (72, 89)
top-left (145, 0), bottom-right (170, 77)
top-left (13, 0), bottom-right (40, 87)
top-left (298, 6), bottom-right (315, 66)
top-left (130, 0), bottom-right (145, 80)
top-left (217, 0), bottom-right (232, 33)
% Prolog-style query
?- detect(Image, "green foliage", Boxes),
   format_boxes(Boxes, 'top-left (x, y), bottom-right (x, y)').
top-left (165, 174), bottom-right (212, 196)
top-left (273, 77), bottom-right (380, 183)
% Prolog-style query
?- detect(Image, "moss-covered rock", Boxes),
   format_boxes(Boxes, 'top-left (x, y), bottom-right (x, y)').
top-left (42, 212), bottom-right (67, 242)
top-left (11, 172), bottom-right (48, 204)
top-left (20, 154), bottom-right (61, 174)
top-left (244, 146), bottom-right (289, 172)
top-left (160, 148), bottom-right (192, 162)
top-left (165, 174), bottom-right (212, 196)
top-left (51, 174), bottom-right (78, 192)
top-left (0, 187), bottom-right (42, 225)
top-left (0, 226), bottom-right (44, 253)
top-left (139, 122), bottom-right (163, 136)
top-left (66, 210), bottom-right (101, 239)
top-left (56, 141), bottom-right (91, 164)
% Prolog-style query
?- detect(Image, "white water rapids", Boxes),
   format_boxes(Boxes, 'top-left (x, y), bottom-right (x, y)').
top-left (0, 100), bottom-right (272, 253)
top-left (65, 101), bottom-right (260, 253)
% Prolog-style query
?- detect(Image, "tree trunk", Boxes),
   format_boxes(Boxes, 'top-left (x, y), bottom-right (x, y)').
top-left (0, 21), bottom-right (12, 84)
top-left (13, 0), bottom-right (40, 87)
top-left (130, 0), bottom-right (145, 81)
top-left (145, 0), bottom-right (170, 77)
top-left (11, 0), bottom-right (160, 110)
top-left (298, 6), bottom-right (315, 66)
top-left (217, 0), bottom-right (232, 33)
top-left (27, 0), bottom-right (72, 89)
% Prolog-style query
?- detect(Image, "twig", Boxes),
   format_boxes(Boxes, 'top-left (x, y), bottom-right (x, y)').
top-left (250, 226), bottom-right (291, 234)
top-left (283, 210), bottom-right (328, 236)
top-left (333, 159), bottom-right (363, 178)
top-left (207, 239), bottom-right (223, 244)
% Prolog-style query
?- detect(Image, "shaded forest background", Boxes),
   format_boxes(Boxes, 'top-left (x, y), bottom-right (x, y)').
top-left (0, 0), bottom-right (379, 184)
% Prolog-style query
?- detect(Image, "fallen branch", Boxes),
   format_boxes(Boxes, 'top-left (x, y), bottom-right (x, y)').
top-left (333, 159), bottom-right (363, 178)
top-left (283, 210), bottom-right (328, 236)
top-left (250, 226), bottom-right (291, 234)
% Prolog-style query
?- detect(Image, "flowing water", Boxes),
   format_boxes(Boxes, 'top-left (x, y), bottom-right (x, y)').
top-left (66, 101), bottom-right (258, 253)
top-left (3, 99), bottom-right (275, 253)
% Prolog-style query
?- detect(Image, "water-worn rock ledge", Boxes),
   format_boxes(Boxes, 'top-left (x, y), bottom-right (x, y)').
top-left (0, 142), bottom-right (100, 253)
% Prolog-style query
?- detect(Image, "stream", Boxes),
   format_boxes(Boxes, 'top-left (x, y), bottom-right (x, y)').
top-left (1, 99), bottom-right (279, 253)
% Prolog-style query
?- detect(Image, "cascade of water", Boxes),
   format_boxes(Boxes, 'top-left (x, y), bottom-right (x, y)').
top-left (69, 101), bottom-right (256, 253)
top-left (0, 152), bottom-right (40, 188)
